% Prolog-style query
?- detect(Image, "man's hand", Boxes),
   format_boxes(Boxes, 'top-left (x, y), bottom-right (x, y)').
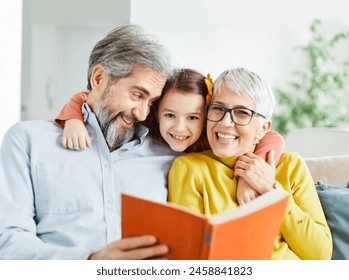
top-left (88, 235), bottom-right (169, 260)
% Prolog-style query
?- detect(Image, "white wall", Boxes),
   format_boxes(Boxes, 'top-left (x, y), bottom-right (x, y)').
top-left (21, 0), bottom-right (130, 121)
top-left (24, 25), bottom-right (115, 120)
top-left (1, 0), bottom-right (349, 145)
top-left (131, 0), bottom-right (349, 102)
top-left (0, 0), bottom-right (22, 145)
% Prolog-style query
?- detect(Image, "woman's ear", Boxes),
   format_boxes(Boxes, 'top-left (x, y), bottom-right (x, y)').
top-left (257, 120), bottom-right (272, 141)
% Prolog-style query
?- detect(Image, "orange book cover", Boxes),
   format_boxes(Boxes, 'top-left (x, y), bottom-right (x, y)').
top-left (121, 189), bottom-right (288, 260)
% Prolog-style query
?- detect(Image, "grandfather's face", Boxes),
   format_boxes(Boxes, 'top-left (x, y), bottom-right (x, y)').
top-left (207, 83), bottom-right (268, 158)
top-left (94, 66), bottom-right (166, 150)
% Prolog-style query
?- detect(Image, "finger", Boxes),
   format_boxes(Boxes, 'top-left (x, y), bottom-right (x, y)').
top-left (237, 155), bottom-right (250, 164)
top-left (148, 256), bottom-right (167, 260)
top-left (245, 151), bottom-right (258, 158)
top-left (241, 197), bottom-right (251, 205)
top-left (86, 134), bottom-right (92, 148)
top-left (122, 244), bottom-right (169, 260)
top-left (67, 138), bottom-right (74, 150)
top-left (237, 153), bottom-right (256, 164)
top-left (79, 136), bottom-right (87, 150)
top-left (114, 235), bottom-right (158, 251)
top-left (61, 137), bottom-right (67, 148)
top-left (234, 168), bottom-right (245, 179)
top-left (73, 136), bottom-right (80, 150)
top-left (242, 152), bottom-right (258, 160)
top-left (267, 150), bottom-right (275, 167)
top-left (237, 197), bottom-right (245, 206)
top-left (250, 193), bottom-right (258, 199)
top-left (235, 161), bottom-right (250, 172)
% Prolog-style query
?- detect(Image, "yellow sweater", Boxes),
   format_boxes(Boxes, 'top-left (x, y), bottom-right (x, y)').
top-left (168, 151), bottom-right (332, 260)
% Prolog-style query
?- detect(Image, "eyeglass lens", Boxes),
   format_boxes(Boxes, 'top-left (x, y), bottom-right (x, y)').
top-left (206, 104), bottom-right (253, 125)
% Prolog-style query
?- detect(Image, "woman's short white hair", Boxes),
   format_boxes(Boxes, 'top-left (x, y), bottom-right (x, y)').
top-left (213, 68), bottom-right (275, 120)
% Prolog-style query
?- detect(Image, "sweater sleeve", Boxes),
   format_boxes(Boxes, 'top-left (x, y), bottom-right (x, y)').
top-left (274, 153), bottom-right (332, 259)
top-left (254, 130), bottom-right (285, 165)
top-left (54, 92), bottom-right (88, 128)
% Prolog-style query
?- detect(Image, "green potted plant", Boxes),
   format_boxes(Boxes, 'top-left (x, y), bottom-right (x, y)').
top-left (273, 19), bottom-right (349, 136)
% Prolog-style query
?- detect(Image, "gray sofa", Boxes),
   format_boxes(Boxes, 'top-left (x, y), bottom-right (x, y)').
top-left (304, 155), bottom-right (349, 259)
top-left (304, 155), bottom-right (349, 186)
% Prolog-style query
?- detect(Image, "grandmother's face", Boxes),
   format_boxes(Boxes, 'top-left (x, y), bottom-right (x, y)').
top-left (207, 83), bottom-right (269, 158)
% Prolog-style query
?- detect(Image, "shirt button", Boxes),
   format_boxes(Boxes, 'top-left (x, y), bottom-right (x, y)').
top-left (105, 162), bottom-right (111, 168)
top-left (107, 197), bottom-right (113, 203)
top-left (110, 229), bottom-right (117, 235)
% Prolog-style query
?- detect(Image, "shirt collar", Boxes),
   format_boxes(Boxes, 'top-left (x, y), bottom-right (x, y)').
top-left (135, 124), bottom-right (149, 144)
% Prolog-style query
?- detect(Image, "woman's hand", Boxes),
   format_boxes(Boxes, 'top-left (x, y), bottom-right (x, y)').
top-left (234, 150), bottom-right (276, 194)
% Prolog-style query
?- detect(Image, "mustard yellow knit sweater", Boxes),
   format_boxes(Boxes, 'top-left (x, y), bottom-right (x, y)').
top-left (168, 151), bottom-right (332, 260)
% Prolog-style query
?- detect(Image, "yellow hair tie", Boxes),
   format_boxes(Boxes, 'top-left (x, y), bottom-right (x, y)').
top-left (204, 73), bottom-right (213, 104)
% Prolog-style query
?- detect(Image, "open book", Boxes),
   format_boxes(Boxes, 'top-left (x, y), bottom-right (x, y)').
top-left (121, 189), bottom-right (288, 260)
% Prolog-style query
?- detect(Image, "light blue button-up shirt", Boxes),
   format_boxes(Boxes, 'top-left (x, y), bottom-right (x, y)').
top-left (0, 104), bottom-right (180, 259)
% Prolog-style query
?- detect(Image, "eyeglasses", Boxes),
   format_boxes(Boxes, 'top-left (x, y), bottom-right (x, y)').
top-left (205, 104), bottom-right (266, 126)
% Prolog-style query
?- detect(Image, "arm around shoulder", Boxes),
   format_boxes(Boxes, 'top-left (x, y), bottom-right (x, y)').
top-left (55, 92), bottom-right (88, 128)
top-left (254, 130), bottom-right (285, 165)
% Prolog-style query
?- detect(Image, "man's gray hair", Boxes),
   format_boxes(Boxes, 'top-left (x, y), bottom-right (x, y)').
top-left (87, 24), bottom-right (172, 90)
top-left (213, 68), bottom-right (275, 120)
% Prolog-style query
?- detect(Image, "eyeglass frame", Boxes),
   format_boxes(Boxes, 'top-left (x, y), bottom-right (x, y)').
top-left (205, 103), bottom-right (267, 126)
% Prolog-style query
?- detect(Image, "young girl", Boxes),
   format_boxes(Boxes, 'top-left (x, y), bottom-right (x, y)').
top-left (55, 68), bottom-right (285, 204)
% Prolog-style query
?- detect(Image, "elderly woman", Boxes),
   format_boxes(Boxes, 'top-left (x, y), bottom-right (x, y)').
top-left (168, 67), bottom-right (332, 260)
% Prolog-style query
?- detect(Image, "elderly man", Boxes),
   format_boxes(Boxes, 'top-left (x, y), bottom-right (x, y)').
top-left (0, 25), bottom-right (179, 260)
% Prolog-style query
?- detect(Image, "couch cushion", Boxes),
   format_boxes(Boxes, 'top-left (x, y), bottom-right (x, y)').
top-left (316, 181), bottom-right (349, 260)
top-left (304, 155), bottom-right (349, 186)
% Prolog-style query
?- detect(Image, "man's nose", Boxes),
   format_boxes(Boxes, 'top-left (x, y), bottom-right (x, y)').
top-left (134, 102), bottom-right (150, 122)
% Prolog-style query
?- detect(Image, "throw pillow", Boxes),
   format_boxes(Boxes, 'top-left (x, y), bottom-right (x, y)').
top-left (316, 181), bottom-right (349, 260)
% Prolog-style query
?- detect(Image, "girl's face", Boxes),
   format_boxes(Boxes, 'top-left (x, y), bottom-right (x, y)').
top-left (207, 83), bottom-right (269, 158)
top-left (157, 89), bottom-right (205, 152)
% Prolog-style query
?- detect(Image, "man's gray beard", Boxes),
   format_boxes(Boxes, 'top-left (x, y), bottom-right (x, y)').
top-left (94, 101), bottom-right (135, 150)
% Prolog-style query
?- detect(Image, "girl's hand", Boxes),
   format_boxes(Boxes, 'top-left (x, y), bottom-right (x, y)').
top-left (236, 177), bottom-right (260, 205)
top-left (61, 119), bottom-right (91, 150)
